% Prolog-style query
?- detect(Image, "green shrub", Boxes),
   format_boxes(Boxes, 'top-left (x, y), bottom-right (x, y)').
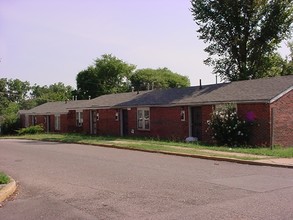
top-left (207, 104), bottom-right (250, 147)
top-left (0, 172), bottom-right (10, 184)
top-left (17, 125), bottom-right (45, 135)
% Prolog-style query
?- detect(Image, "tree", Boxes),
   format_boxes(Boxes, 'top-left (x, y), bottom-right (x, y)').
top-left (30, 82), bottom-right (73, 105)
top-left (130, 68), bottom-right (190, 91)
top-left (0, 102), bottom-right (20, 134)
top-left (6, 79), bottom-right (30, 103)
top-left (191, 0), bottom-right (293, 81)
top-left (281, 41), bottom-right (293, 75)
top-left (0, 78), bottom-right (9, 115)
top-left (76, 54), bottom-right (136, 99)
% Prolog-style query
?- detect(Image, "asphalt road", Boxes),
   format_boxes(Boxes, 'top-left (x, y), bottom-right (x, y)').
top-left (0, 139), bottom-right (293, 220)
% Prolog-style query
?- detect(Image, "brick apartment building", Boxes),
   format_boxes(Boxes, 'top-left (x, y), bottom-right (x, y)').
top-left (19, 75), bottom-right (293, 147)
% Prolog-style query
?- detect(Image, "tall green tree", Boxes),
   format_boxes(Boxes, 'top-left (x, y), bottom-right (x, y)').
top-left (281, 41), bottom-right (293, 75)
top-left (130, 68), bottom-right (190, 91)
top-left (30, 82), bottom-right (73, 105)
top-left (76, 54), bottom-right (136, 99)
top-left (7, 79), bottom-right (30, 103)
top-left (191, 0), bottom-right (293, 81)
top-left (0, 78), bottom-right (9, 115)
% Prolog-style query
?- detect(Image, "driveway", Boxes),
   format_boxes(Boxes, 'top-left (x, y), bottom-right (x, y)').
top-left (0, 139), bottom-right (293, 220)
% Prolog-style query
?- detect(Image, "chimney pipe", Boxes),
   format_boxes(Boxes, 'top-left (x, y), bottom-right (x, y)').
top-left (199, 79), bottom-right (202, 90)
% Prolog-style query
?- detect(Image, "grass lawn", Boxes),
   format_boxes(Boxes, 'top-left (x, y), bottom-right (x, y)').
top-left (2, 133), bottom-right (293, 160)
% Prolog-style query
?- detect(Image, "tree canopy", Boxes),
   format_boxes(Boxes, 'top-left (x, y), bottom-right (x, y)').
top-left (31, 82), bottom-right (73, 105)
top-left (130, 68), bottom-right (190, 91)
top-left (0, 78), bottom-right (73, 134)
top-left (76, 54), bottom-right (136, 99)
top-left (191, 0), bottom-right (293, 81)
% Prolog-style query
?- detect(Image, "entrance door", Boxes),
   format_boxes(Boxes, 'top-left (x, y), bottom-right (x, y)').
top-left (191, 107), bottom-right (202, 140)
top-left (90, 110), bottom-right (97, 135)
top-left (122, 109), bottom-right (128, 136)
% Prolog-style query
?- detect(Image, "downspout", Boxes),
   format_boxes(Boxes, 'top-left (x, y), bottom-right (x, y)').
top-left (270, 107), bottom-right (275, 150)
top-left (120, 109), bottom-right (123, 137)
top-left (188, 106), bottom-right (192, 137)
top-left (89, 110), bottom-right (93, 134)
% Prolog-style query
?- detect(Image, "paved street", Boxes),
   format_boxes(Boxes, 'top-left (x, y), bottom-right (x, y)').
top-left (0, 139), bottom-right (293, 220)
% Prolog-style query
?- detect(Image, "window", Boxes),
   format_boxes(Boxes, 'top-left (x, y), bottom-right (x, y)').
top-left (55, 115), bottom-right (60, 130)
top-left (115, 110), bottom-right (119, 121)
top-left (180, 108), bottom-right (186, 121)
top-left (76, 111), bottom-right (83, 127)
top-left (137, 108), bottom-right (150, 130)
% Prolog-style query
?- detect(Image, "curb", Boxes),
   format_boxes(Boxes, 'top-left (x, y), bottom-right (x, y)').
top-left (0, 176), bottom-right (17, 203)
top-left (95, 144), bottom-right (293, 169)
top-left (13, 138), bottom-right (293, 169)
top-left (52, 141), bottom-right (293, 169)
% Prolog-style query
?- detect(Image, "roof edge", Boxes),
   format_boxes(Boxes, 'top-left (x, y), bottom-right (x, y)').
top-left (269, 86), bottom-right (293, 103)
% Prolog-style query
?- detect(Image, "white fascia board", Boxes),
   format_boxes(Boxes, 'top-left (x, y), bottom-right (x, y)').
top-left (269, 86), bottom-right (293, 104)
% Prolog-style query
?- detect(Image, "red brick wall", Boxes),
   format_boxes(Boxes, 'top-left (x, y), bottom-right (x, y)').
top-left (270, 90), bottom-right (293, 147)
top-left (97, 109), bottom-right (120, 136)
top-left (33, 115), bottom-right (46, 129)
top-left (67, 110), bottom-right (79, 132)
top-left (83, 110), bottom-right (90, 134)
top-left (237, 103), bottom-right (271, 146)
top-left (58, 114), bottom-right (67, 133)
top-left (201, 105), bottom-right (214, 144)
top-left (126, 107), bottom-right (189, 141)
top-left (19, 114), bottom-right (26, 128)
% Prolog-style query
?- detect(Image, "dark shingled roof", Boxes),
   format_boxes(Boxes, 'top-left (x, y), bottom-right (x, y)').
top-left (89, 91), bottom-right (151, 108)
top-left (22, 100), bottom-right (90, 115)
top-left (20, 75), bottom-right (293, 114)
top-left (114, 75), bottom-right (293, 107)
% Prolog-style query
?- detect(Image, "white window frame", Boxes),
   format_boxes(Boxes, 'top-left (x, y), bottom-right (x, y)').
top-left (76, 111), bottom-right (83, 127)
top-left (55, 114), bottom-right (60, 131)
top-left (137, 108), bottom-right (150, 130)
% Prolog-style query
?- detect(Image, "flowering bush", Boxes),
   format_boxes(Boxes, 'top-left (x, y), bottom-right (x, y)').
top-left (207, 104), bottom-right (249, 146)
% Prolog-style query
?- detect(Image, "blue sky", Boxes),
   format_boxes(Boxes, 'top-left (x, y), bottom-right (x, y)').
top-left (0, 0), bottom-right (290, 88)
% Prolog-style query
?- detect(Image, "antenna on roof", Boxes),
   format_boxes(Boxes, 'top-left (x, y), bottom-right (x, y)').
top-left (216, 74), bottom-right (218, 84)
top-left (199, 79), bottom-right (202, 90)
